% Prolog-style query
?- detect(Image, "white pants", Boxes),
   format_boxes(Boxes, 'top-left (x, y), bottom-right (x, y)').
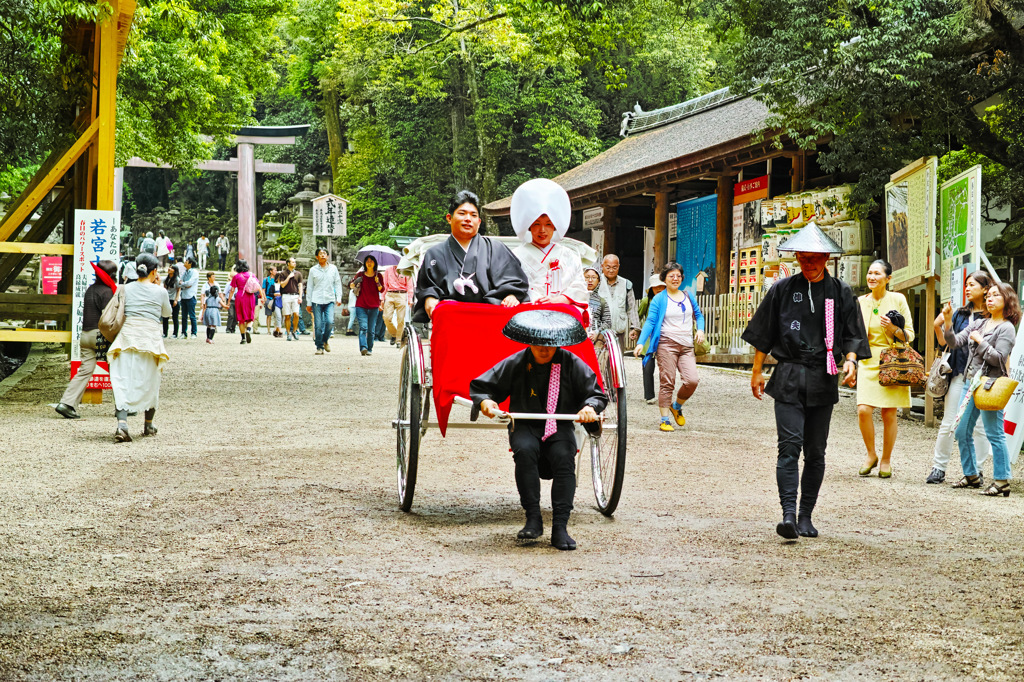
top-left (933, 373), bottom-right (992, 474)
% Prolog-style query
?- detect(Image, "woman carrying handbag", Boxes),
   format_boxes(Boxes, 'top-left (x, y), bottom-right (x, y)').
top-left (855, 260), bottom-right (915, 478)
top-left (926, 270), bottom-right (994, 484)
top-left (941, 282), bottom-right (1020, 497)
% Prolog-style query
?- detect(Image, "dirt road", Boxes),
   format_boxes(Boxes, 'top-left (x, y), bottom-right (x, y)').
top-left (0, 333), bottom-right (1022, 680)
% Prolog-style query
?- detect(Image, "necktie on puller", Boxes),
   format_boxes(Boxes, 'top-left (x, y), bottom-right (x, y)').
top-left (542, 363), bottom-right (561, 441)
top-left (824, 298), bottom-right (838, 376)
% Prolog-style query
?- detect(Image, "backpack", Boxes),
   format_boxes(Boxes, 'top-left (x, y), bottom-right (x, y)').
top-left (243, 273), bottom-right (261, 295)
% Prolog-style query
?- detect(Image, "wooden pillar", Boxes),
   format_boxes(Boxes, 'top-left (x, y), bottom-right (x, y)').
top-left (602, 204), bottom-right (617, 258)
top-left (653, 190), bottom-right (669, 270)
top-left (790, 152), bottom-right (804, 193)
top-left (715, 175), bottom-right (734, 295)
top-left (237, 142), bottom-right (256, 263)
top-left (95, 0), bottom-right (120, 211)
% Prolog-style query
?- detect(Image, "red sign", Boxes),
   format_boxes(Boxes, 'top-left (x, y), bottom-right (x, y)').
top-left (40, 256), bottom-right (62, 295)
top-left (733, 175), bottom-right (770, 205)
top-left (71, 359), bottom-right (112, 390)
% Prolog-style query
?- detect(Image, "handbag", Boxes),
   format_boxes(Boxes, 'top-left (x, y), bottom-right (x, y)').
top-left (687, 291), bottom-right (711, 355)
top-left (925, 351), bottom-right (952, 398)
top-left (877, 321), bottom-right (925, 387)
top-left (973, 358), bottom-right (1018, 411)
top-left (98, 286), bottom-right (126, 342)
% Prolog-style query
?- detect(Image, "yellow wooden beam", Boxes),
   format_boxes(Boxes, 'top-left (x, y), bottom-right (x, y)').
top-left (0, 329), bottom-right (72, 343)
top-left (0, 243), bottom-right (75, 255)
top-left (0, 120), bottom-right (99, 243)
top-left (96, 0), bottom-right (119, 210)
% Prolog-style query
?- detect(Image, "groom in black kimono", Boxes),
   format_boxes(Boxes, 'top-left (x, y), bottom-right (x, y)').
top-left (471, 310), bottom-right (607, 551)
top-left (742, 223), bottom-right (870, 540)
top-left (413, 190), bottom-right (529, 322)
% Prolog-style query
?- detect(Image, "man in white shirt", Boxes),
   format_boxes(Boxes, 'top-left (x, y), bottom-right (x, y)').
top-left (510, 179), bottom-right (588, 310)
top-left (216, 233), bottom-right (230, 270)
top-left (196, 235), bottom-right (210, 270)
top-left (599, 253), bottom-right (641, 349)
top-left (305, 247), bottom-right (343, 355)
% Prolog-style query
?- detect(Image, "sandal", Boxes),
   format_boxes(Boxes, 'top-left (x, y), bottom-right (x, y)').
top-left (143, 424), bottom-right (158, 436)
top-left (114, 428), bottom-right (132, 443)
top-left (952, 475), bottom-right (983, 489)
top-left (980, 482), bottom-right (1010, 497)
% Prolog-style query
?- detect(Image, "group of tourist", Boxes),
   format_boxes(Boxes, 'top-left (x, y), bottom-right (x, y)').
top-left (51, 178), bottom-right (1020, 550)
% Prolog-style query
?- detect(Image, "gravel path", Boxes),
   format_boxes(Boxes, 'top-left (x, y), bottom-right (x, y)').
top-left (0, 332), bottom-right (1022, 680)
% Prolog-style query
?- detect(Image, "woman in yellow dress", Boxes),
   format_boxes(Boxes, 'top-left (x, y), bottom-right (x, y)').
top-left (856, 259), bottom-right (914, 478)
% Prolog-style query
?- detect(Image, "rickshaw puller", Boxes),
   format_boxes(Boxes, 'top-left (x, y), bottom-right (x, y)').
top-left (471, 310), bottom-right (607, 551)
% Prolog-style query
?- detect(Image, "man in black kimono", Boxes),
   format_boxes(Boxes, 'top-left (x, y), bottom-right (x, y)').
top-left (413, 190), bottom-right (529, 322)
top-left (742, 223), bottom-right (870, 540)
top-left (471, 310), bottom-right (608, 550)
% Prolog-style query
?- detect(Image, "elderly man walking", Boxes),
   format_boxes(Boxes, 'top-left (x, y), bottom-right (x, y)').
top-left (742, 223), bottom-right (870, 540)
top-left (380, 264), bottom-right (410, 345)
top-left (598, 254), bottom-right (640, 349)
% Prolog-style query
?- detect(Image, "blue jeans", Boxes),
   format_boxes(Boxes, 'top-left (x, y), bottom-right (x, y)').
top-left (955, 384), bottom-right (1012, 480)
top-left (355, 307), bottom-right (379, 352)
top-left (312, 302), bottom-right (335, 350)
top-left (180, 296), bottom-right (197, 336)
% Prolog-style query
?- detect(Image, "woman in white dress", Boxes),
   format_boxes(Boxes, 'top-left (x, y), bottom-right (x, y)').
top-left (510, 179), bottom-right (588, 309)
top-left (109, 253), bottom-right (172, 443)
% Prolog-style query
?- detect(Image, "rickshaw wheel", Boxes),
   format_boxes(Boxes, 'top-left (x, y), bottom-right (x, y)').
top-left (590, 330), bottom-right (627, 516)
top-left (397, 336), bottom-right (421, 512)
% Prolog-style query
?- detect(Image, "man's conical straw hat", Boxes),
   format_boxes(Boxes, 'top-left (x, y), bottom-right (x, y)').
top-left (778, 222), bottom-right (843, 255)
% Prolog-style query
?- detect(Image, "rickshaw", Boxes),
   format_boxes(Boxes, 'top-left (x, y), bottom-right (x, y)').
top-left (392, 237), bottom-right (628, 517)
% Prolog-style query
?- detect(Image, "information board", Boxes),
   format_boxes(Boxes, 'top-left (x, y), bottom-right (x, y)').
top-left (675, 194), bottom-right (718, 295)
top-left (885, 157), bottom-right (938, 287)
top-left (939, 165), bottom-right (982, 301)
top-left (71, 210), bottom-right (120, 389)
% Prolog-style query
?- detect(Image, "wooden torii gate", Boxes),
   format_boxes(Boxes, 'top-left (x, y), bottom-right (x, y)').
top-left (120, 124), bottom-right (309, 267)
top-left (0, 0), bottom-right (136, 343)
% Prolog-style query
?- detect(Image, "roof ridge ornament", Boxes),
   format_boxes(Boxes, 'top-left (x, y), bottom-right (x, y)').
top-left (620, 87), bottom-right (736, 137)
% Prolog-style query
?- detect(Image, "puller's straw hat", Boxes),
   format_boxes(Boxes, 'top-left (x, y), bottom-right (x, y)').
top-left (503, 309), bottom-right (587, 347)
top-left (778, 222), bottom-right (843, 255)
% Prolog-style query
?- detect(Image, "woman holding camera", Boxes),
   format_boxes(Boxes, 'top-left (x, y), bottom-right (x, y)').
top-left (856, 259), bottom-right (914, 478)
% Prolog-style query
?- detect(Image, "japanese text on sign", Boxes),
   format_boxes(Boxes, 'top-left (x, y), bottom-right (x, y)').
top-left (312, 194), bottom-right (348, 237)
top-left (71, 210), bottom-right (120, 389)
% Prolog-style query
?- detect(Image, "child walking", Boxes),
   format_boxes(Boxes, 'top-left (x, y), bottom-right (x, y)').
top-left (202, 285), bottom-right (225, 343)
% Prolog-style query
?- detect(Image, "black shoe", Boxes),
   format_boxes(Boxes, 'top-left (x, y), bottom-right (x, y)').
top-left (245, 332), bottom-right (252, 343)
top-left (797, 516), bottom-right (818, 538)
top-left (55, 403), bottom-right (80, 419)
top-left (517, 515), bottom-right (543, 540)
top-left (390, 337), bottom-right (396, 345)
top-left (776, 513), bottom-right (798, 540)
top-left (240, 337), bottom-right (247, 344)
top-left (551, 525), bottom-right (577, 551)
top-left (143, 424), bottom-right (158, 436)
top-left (925, 467), bottom-right (946, 484)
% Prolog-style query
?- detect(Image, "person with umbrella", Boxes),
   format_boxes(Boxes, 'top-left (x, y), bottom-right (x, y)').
top-left (349, 254), bottom-right (385, 356)
top-left (742, 223), bottom-right (870, 539)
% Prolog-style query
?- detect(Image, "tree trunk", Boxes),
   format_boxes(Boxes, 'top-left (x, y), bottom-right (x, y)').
top-left (323, 84), bottom-right (343, 192)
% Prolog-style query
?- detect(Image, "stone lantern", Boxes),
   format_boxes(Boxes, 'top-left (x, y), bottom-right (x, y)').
top-left (287, 174), bottom-right (321, 267)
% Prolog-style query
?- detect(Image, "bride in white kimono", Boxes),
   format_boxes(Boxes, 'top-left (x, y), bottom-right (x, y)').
top-left (510, 179), bottom-right (588, 309)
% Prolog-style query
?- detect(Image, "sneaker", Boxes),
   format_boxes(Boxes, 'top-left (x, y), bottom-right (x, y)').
top-left (315, 348), bottom-right (324, 355)
top-left (925, 468), bottom-right (945, 484)
top-left (390, 337), bottom-right (396, 346)
top-left (645, 398), bottom-right (656, 405)
top-left (206, 339), bottom-right (212, 344)
top-left (361, 349), bottom-right (368, 356)
top-left (669, 404), bottom-right (686, 426)
top-left (367, 351), bottom-right (373, 356)
top-left (300, 330), bottom-right (310, 335)
top-left (323, 342), bottom-right (331, 352)
top-left (659, 421), bottom-right (675, 432)
top-left (285, 334), bottom-right (291, 341)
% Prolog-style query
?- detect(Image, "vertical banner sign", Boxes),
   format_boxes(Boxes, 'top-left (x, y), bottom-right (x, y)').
top-left (72, 210), bottom-right (120, 389)
top-left (939, 165), bottom-right (982, 302)
top-left (675, 194), bottom-right (718, 295)
top-left (885, 157), bottom-right (938, 288)
top-left (40, 256), bottom-right (62, 295)
top-left (312, 194), bottom-right (348, 237)
top-left (1001, 326), bottom-right (1024, 466)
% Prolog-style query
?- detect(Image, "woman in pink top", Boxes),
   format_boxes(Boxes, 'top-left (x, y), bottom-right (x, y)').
top-left (228, 259), bottom-right (266, 344)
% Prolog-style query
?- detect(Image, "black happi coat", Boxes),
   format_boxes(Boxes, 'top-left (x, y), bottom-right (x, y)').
top-left (412, 234), bottom-right (529, 322)
top-left (470, 348), bottom-right (608, 443)
top-left (742, 273), bottom-right (870, 406)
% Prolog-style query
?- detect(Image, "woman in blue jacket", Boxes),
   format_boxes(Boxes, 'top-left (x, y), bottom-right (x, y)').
top-left (634, 262), bottom-right (705, 431)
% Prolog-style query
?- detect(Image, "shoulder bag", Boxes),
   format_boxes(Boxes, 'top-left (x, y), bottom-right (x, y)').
top-left (878, 321), bottom-right (925, 387)
top-left (925, 351), bottom-right (953, 398)
top-left (974, 357), bottom-right (1018, 411)
top-left (98, 286), bottom-right (126, 342)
